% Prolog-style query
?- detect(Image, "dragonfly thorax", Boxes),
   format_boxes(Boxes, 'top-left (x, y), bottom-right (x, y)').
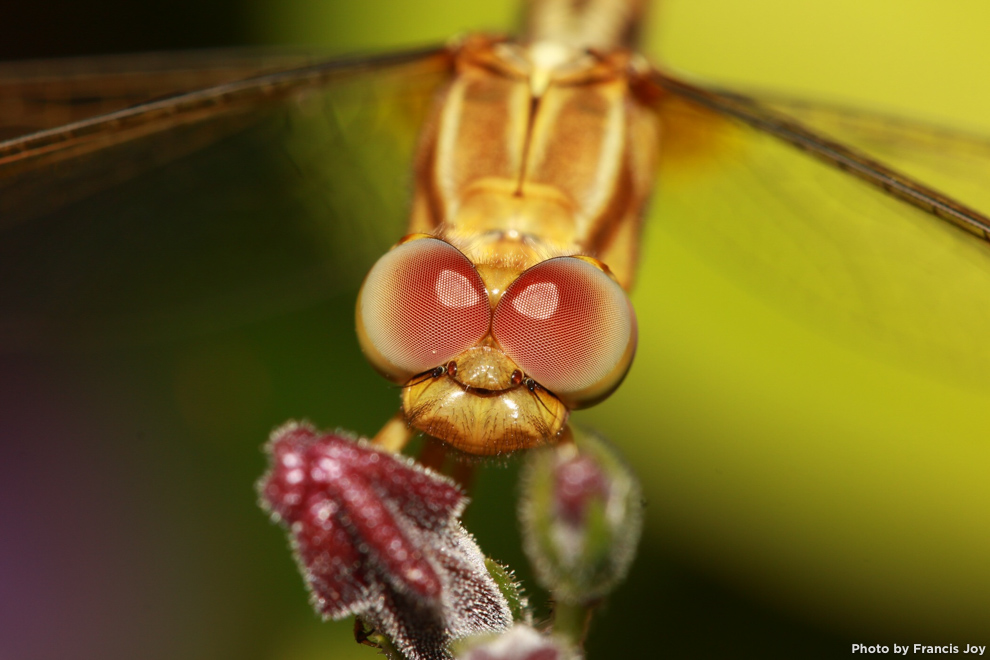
top-left (408, 34), bottom-right (661, 290)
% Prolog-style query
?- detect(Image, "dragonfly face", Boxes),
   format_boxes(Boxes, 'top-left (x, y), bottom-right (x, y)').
top-left (357, 236), bottom-right (637, 454)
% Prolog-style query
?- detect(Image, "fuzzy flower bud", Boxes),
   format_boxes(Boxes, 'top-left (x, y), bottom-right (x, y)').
top-left (454, 625), bottom-right (573, 660)
top-left (258, 422), bottom-right (512, 660)
top-left (518, 426), bottom-right (643, 604)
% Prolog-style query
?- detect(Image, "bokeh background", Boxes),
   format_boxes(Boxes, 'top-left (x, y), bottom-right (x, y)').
top-left (3, 1), bottom-right (990, 659)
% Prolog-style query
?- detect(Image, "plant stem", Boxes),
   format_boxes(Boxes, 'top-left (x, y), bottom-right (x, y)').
top-left (552, 600), bottom-right (595, 648)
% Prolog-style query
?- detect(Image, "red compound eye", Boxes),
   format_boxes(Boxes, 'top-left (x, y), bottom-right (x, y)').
top-left (358, 238), bottom-right (490, 381)
top-left (492, 257), bottom-right (636, 407)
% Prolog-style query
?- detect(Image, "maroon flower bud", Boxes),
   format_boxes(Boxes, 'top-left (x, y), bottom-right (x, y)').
top-left (259, 422), bottom-right (512, 660)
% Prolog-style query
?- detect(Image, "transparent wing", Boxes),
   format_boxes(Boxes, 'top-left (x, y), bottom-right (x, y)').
top-left (648, 77), bottom-right (990, 387)
top-left (732, 93), bottom-right (990, 225)
top-left (0, 45), bottom-right (451, 226)
top-left (0, 49), bottom-right (327, 138)
top-left (0, 46), bottom-right (454, 352)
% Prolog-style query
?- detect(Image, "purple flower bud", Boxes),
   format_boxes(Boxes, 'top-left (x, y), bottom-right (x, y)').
top-left (554, 455), bottom-right (608, 526)
top-left (259, 422), bottom-right (512, 660)
top-left (519, 427), bottom-right (643, 604)
top-left (455, 625), bottom-right (571, 660)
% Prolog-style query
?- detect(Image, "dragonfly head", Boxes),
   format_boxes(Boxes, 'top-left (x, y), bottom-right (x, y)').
top-left (357, 236), bottom-right (637, 455)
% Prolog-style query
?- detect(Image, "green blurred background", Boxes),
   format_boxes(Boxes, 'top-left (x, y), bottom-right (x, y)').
top-left (3, 1), bottom-right (990, 659)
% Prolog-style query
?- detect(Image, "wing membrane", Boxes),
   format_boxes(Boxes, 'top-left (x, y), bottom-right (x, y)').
top-left (650, 84), bottom-right (990, 386)
top-left (0, 45), bottom-right (452, 229)
top-left (0, 49), bottom-right (328, 138)
top-left (736, 95), bottom-right (990, 229)
top-left (654, 73), bottom-right (990, 242)
top-left (0, 47), bottom-right (454, 351)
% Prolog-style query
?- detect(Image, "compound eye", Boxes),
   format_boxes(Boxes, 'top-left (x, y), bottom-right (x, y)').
top-left (492, 257), bottom-right (636, 407)
top-left (358, 238), bottom-right (490, 381)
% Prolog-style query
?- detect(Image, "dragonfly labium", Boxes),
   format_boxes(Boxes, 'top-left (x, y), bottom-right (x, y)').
top-left (3, 0), bottom-right (990, 650)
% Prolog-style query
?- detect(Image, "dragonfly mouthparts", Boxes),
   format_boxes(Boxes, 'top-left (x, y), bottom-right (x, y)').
top-left (441, 345), bottom-right (519, 391)
top-left (402, 346), bottom-right (568, 455)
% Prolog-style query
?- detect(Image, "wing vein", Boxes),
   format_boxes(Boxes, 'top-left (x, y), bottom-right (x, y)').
top-left (654, 72), bottom-right (990, 243)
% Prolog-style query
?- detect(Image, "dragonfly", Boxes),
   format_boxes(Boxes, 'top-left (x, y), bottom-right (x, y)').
top-left (3, 0), bottom-right (990, 652)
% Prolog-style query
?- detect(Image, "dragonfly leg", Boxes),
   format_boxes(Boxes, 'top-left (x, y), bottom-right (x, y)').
top-left (371, 411), bottom-right (414, 453)
top-left (417, 434), bottom-right (448, 472)
top-left (417, 435), bottom-right (478, 492)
